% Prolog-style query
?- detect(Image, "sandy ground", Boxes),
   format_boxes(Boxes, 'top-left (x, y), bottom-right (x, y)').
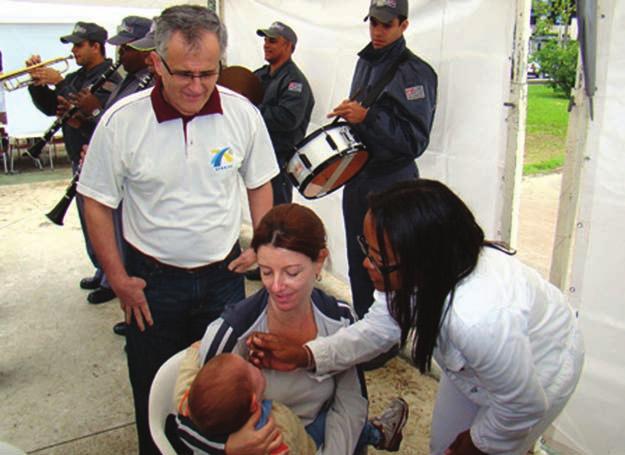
top-left (0, 171), bottom-right (560, 454)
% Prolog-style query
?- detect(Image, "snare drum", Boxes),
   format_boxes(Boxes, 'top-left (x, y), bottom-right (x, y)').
top-left (286, 122), bottom-right (368, 199)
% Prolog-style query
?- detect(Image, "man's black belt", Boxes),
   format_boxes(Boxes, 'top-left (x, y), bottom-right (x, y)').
top-left (129, 242), bottom-right (240, 274)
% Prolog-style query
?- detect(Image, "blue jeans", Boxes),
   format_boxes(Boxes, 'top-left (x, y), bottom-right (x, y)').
top-left (124, 242), bottom-right (245, 455)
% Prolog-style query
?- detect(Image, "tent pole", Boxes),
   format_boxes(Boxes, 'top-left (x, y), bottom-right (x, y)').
top-left (549, 52), bottom-right (590, 291)
top-left (500, 0), bottom-right (532, 248)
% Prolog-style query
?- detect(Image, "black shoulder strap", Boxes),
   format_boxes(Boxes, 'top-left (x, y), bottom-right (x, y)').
top-left (361, 48), bottom-right (411, 108)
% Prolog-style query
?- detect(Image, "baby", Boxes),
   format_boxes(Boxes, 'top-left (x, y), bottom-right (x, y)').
top-left (175, 345), bottom-right (316, 455)
top-left (174, 344), bottom-right (409, 453)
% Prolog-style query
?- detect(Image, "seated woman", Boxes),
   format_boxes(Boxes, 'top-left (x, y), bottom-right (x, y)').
top-left (250, 180), bottom-right (585, 455)
top-left (175, 203), bottom-right (408, 454)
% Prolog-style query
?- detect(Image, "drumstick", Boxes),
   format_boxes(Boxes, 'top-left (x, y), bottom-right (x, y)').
top-left (330, 86), bottom-right (365, 124)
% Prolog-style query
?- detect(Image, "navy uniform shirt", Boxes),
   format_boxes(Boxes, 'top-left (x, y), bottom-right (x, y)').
top-left (254, 59), bottom-right (314, 164)
top-left (103, 67), bottom-right (153, 110)
top-left (350, 36), bottom-right (437, 175)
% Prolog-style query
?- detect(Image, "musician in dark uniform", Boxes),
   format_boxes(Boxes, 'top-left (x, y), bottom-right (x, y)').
top-left (247, 22), bottom-right (314, 281)
top-left (74, 16), bottom-right (155, 335)
top-left (329, 0), bottom-right (437, 330)
top-left (26, 22), bottom-right (121, 304)
top-left (254, 22), bottom-right (314, 206)
top-left (76, 17), bottom-right (154, 121)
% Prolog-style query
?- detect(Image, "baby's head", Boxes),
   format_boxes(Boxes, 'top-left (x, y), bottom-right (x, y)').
top-left (188, 353), bottom-right (266, 435)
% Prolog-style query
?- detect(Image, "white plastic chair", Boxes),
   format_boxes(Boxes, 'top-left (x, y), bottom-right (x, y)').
top-left (149, 350), bottom-right (186, 455)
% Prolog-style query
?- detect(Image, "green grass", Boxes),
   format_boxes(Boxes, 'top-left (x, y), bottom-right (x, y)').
top-left (524, 83), bottom-right (570, 175)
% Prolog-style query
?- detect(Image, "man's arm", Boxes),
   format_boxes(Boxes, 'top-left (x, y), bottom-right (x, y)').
top-left (28, 85), bottom-right (59, 116)
top-left (227, 182), bottom-right (273, 273)
top-left (247, 181), bottom-right (273, 228)
top-left (83, 196), bottom-right (153, 330)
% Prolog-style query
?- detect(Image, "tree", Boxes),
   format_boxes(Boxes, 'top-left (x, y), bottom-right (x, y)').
top-left (532, 0), bottom-right (575, 34)
top-left (531, 0), bottom-right (578, 96)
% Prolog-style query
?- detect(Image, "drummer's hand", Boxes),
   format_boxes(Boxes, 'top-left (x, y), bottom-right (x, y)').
top-left (228, 247), bottom-right (257, 274)
top-left (327, 99), bottom-right (368, 124)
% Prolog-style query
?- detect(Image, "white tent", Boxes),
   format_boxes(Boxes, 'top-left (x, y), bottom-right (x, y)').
top-left (2, 1), bottom-right (624, 453)
top-left (223, 0), bottom-right (522, 280)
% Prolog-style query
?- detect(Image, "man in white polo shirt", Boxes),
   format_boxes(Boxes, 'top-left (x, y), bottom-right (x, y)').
top-left (77, 5), bottom-right (278, 454)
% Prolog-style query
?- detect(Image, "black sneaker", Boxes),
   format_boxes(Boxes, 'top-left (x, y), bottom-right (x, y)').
top-left (80, 276), bottom-right (100, 290)
top-left (371, 397), bottom-right (409, 451)
top-left (113, 321), bottom-right (129, 336)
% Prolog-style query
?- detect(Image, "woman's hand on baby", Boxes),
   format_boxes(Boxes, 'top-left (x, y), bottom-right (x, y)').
top-left (247, 332), bottom-right (309, 371)
top-left (225, 406), bottom-right (283, 455)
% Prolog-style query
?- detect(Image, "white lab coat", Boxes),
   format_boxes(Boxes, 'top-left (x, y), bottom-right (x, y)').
top-left (308, 247), bottom-right (584, 454)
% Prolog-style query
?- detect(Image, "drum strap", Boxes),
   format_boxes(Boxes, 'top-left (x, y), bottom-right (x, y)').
top-left (361, 48), bottom-right (411, 108)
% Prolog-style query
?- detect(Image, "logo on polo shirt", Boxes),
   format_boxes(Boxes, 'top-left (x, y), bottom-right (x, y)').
top-left (210, 146), bottom-right (234, 171)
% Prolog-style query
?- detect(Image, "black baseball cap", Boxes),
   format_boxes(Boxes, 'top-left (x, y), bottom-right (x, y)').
top-left (108, 16), bottom-right (152, 45)
top-left (127, 20), bottom-right (156, 52)
top-left (60, 22), bottom-right (107, 44)
top-left (256, 21), bottom-right (297, 46)
top-left (364, 0), bottom-right (409, 23)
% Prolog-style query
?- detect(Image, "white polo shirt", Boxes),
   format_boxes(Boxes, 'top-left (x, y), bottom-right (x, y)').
top-left (78, 81), bottom-right (279, 268)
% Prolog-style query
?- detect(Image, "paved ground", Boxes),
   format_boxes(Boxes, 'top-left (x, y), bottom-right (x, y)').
top-left (0, 168), bottom-right (561, 454)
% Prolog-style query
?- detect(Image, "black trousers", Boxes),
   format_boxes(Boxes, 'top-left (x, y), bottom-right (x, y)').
top-left (342, 163), bottom-right (418, 318)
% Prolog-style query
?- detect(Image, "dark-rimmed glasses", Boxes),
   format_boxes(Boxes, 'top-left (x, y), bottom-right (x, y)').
top-left (158, 54), bottom-right (220, 84)
top-left (357, 234), bottom-right (400, 274)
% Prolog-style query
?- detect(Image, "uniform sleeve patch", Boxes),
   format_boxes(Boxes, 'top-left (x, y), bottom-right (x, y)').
top-left (405, 85), bottom-right (425, 101)
top-left (288, 81), bottom-right (303, 93)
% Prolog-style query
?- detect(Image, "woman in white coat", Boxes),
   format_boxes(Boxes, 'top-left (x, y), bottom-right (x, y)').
top-left (250, 179), bottom-right (585, 455)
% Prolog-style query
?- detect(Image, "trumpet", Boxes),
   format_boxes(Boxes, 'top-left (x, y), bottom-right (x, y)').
top-left (0, 55), bottom-right (74, 91)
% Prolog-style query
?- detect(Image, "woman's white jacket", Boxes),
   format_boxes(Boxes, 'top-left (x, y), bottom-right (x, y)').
top-left (308, 247), bottom-right (584, 454)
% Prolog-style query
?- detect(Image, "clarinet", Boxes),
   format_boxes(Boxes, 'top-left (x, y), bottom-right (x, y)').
top-left (136, 72), bottom-right (154, 90)
top-left (46, 170), bottom-right (79, 225)
top-left (28, 61), bottom-right (122, 159)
